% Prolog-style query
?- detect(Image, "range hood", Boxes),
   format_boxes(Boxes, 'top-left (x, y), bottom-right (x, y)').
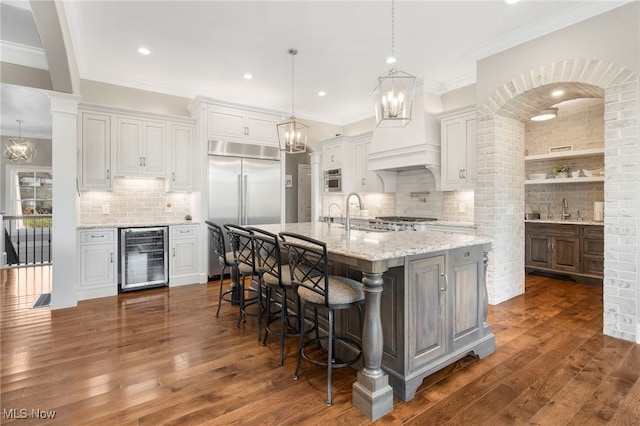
top-left (368, 83), bottom-right (441, 188)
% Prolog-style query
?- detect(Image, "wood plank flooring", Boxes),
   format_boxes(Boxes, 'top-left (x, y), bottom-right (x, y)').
top-left (1, 267), bottom-right (639, 425)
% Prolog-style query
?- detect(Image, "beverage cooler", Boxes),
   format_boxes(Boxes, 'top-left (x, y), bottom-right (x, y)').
top-left (119, 226), bottom-right (168, 291)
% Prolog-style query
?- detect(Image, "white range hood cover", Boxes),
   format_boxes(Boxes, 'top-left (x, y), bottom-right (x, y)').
top-left (368, 83), bottom-right (441, 178)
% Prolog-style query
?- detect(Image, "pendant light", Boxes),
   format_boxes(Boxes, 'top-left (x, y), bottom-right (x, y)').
top-left (277, 48), bottom-right (308, 154)
top-left (374, 0), bottom-right (416, 127)
top-left (4, 120), bottom-right (36, 163)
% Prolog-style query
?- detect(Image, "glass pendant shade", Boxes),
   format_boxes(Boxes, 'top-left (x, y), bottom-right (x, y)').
top-left (4, 120), bottom-right (36, 163)
top-left (374, 68), bottom-right (416, 127)
top-left (277, 116), bottom-right (308, 154)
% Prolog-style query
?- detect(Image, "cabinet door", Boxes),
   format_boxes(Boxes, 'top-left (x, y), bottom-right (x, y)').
top-left (142, 120), bottom-right (167, 177)
top-left (526, 233), bottom-right (551, 268)
top-left (407, 255), bottom-right (447, 371)
top-left (449, 246), bottom-right (483, 352)
top-left (172, 238), bottom-right (198, 276)
top-left (169, 124), bottom-right (193, 192)
top-left (552, 237), bottom-right (580, 273)
top-left (80, 243), bottom-right (116, 287)
top-left (323, 142), bottom-right (343, 170)
top-left (354, 139), bottom-right (379, 192)
top-left (115, 117), bottom-right (143, 176)
top-left (81, 112), bottom-right (112, 190)
top-left (440, 109), bottom-right (477, 191)
top-left (207, 106), bottom-right (247, 142)
top-left (246, 112), bottom-right (279, 146)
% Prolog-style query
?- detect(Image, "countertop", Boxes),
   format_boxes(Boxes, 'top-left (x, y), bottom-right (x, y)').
top-left (525, 219), bottom-right (603, 226)
top-left (78, 221), bottom-right (198, 229)
top-left (320, 216), bottom-right (477, 229)
top-left (253, 222), bottom-right (491, 263)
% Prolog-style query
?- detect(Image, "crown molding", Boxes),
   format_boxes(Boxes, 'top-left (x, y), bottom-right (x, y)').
top-left (0, 40), bottom-right (48, 70)
top-left (472, 1), bottom-right (633, 60)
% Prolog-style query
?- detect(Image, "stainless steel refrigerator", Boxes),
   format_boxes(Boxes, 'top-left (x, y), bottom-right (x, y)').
top-left (207, 140), bottom-right (281, 277)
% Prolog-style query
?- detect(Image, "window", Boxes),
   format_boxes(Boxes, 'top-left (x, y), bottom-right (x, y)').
top-left (6, 166), bottom-right (52, 228)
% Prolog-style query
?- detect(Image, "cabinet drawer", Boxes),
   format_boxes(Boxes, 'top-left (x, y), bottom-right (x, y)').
top-left (171, 225), bottom-right (197, 238)
top-left (79, 229), bottom-right (116, 244)
top-left (525, 223), bottom-right (579, 237)
top-left (582, 225), bottom-right (604, 239)
top-left (583, 238), bottom-right (604, 256)
top-left (582, 255), bottom-right (604, 277)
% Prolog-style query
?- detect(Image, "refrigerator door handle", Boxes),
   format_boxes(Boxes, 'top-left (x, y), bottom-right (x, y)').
top-left (237, 174), bottom-right (242, 224)
top-left (243, 174), bottom-right (248, 224)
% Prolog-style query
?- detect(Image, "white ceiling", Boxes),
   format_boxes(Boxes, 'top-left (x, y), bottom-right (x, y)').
top-left (1, 0), bottom-right (633, 136)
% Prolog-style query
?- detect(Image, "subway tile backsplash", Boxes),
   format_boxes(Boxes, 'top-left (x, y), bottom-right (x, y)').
top-left (79, 178), bottom-right (191, 225)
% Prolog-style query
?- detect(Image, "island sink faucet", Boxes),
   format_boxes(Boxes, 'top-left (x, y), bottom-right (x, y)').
top-left (345, 192), bottom-right (366, 233)
top-left (328, 203), bottom-right (341, 223)
top-left (562, 198), bottom-right (571, 220)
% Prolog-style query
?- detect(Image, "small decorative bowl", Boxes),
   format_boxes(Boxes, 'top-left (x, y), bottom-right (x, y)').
top-left (571, 171), bottom-right (580, 178)
top-left (528, 173), bottom-right (547, 180)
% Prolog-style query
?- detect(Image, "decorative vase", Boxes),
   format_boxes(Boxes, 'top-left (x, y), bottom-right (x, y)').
top-left (555, 172), bottom-right (568, 179)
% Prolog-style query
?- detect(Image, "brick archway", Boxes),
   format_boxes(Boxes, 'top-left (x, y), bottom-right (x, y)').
top-left (476, 59), bottom-right (639, 342)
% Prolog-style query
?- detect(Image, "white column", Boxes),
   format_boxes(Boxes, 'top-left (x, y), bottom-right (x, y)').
top-left (310, 152), bottom-right (321, 222)
top-left (48, 91), bottom-right (81, 309)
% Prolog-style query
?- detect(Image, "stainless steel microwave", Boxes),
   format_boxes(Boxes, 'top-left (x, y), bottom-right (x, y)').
top-left (324, 168), bottom-right (341, 192)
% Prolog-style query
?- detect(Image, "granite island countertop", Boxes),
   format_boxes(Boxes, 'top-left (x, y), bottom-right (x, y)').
top-left (253, 222), bottom-right (491, 263)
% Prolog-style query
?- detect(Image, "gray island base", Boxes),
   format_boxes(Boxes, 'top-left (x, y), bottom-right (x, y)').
top-left (254, 222), bottom-right (495, 420)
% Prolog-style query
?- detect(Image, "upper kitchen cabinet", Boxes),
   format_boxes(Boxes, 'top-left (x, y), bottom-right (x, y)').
top-left (167, 123), bottom-right (195, 192)
top-left (353, 133), bottom-right (383, 192)
top-left (115, 117), bottom-right (167, 177)
top-left (322, 138), bottom-right (345, 170)
top-left (440, 106), bottom-right (477, 191)
top-left (79, 111), bottom-right (112, 190)
top-left (207, 104), bottom-right (280, 147)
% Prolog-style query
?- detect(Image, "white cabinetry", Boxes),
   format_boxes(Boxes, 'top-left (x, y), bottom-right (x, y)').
top-left (169, 224), bottom-right (200, 286)
top-left (440, 107), bottom-right (477, 191)
top-left (322, 139), bottom-right (344, 170)
top-left (207, 104), bottom-right (280, 146)
top-left (79, 112), bottom-right (112, 190)
top-left (168, 124), bottom-right (194, 192)
top-left (115, 117), bottom-right (167, 177)
top-left (353, 133), bottom-right (382, 192)
top-left (78, 228), bottom-right (117, 300)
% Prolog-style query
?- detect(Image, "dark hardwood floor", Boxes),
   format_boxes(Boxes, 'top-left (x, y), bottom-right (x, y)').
top-left (1, 267), bottom-right (639, 425)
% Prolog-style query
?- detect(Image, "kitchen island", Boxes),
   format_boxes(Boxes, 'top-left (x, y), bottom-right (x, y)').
top-left (253, 222), bottom-right (495, 420)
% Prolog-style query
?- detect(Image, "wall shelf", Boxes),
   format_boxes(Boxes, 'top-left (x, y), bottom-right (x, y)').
top-left (525, 176), bottom-right (604, 185)
top-left (524, 147), bottom-right (604, 162)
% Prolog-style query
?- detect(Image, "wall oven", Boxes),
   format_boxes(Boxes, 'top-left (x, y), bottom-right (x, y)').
top-left (324, 168), bottom-right (342, 192)
top-left (119, 226), bottom-right (168, 291)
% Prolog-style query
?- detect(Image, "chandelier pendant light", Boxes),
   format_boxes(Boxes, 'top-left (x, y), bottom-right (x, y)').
top-left (4, 120), bottom-right (36, 163)
top-left (277, 48), bottom-right (308, 154)
top-left (374, 0), bottom-right (416, 127)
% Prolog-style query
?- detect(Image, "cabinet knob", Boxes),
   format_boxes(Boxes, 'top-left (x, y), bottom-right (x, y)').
top-left (361, 178), bottom-right (366, 186)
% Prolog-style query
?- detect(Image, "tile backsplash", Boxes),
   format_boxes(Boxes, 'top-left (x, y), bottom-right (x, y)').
top-left (79, 178), bottom-right (191, 225)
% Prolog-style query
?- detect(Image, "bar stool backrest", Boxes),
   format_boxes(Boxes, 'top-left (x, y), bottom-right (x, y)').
top-left (280, 232), bottom-right (330, 307)
top-left (224, 224), bottom-right (257, 274)
top-left (205, 221), bottom-right (231, 266)
top-left (248, 228), bottom-right (283, 283)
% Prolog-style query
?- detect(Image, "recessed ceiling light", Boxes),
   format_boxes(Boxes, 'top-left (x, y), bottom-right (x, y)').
top-left (505, 0), bottom-right (521, 4)
top-left (551, 89), bottom-right (565, 97)
top-left (386, 56), bottom-right (396, 65)
top-left (243, 73), bottom-right (253, 80)
top-left (138, 47), bottom-right (150, 55)
top-left (531, 108), bottom-right (558, 122)
top-left (318, 91), bottom-right (326, 97)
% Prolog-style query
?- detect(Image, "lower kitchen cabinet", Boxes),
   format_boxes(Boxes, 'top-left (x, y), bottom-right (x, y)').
top-left (78, 228), bottom-right (117, 300)
top-left (169, 224), bottom-right (200, 286)
top-left (525, 222), bottom-right (603, 285)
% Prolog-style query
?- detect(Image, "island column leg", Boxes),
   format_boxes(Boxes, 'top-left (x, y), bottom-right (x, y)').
top-left (352, 272), bottom-right (393, 420)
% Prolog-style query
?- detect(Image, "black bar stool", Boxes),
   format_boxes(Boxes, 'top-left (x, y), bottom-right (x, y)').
top-left (205, 221), bottom-right (239, 317)
top-left (280, 232), bottom-right (364, 406)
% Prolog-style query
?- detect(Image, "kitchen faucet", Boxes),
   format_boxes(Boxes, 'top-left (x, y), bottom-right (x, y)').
top-left (562, 198), bottom-right (571, 220)
top-left (345, 192), bottom-right (366, 233)
top-left (328, 203), bottom-right (341, 224)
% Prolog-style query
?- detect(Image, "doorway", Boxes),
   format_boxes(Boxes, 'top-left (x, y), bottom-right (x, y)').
top-left (298, 164), bottom-right (311, 222)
